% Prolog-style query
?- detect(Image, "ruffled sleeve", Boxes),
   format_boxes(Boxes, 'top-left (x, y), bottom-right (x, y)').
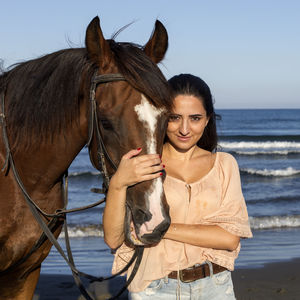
top-left (202, 152), bottom-right (253, 238)
top-left (111, 243), bottom-right (135, 275)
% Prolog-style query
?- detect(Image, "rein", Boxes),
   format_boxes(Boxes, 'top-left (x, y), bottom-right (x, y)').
top-left (0, 72), bottom-right (145, 299)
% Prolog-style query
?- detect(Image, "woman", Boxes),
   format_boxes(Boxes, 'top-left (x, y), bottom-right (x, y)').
top-left (103, 74), bottom-right (252, 299)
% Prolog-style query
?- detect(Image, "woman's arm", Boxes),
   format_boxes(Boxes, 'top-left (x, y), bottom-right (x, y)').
top-left (102, 177), bottom-right (127, 249)
top-left (164, 223), bottom-right (240, 251)
top-left (103, 148), bottom-right (163, 249)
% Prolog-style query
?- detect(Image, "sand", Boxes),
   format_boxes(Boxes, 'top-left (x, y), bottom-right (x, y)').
top-left (33, 258), bottom-right (300, 300)
top-left (232, 258), bottom-right (300, 300)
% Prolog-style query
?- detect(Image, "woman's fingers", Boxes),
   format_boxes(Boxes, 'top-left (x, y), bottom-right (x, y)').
top-left (135, 156), bottom-right (161, 169)
top-left (122, 148), bottom-right (142, 160)
top-left (122, 150), bottom-right (161, 170)
top-left (138, 154), bottom-right (161, 162)
top-left (140, 171), bottom-right (163, 182)
top-left (142, 163), bottom-right (164, 175)
top-left (121, 149), bottom-right (160, 164)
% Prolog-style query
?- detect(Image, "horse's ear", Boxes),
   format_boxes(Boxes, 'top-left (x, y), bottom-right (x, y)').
top-left (144, 20), bottom-right (168, 64)
top-left (85, 16), bottom-right (111, 69)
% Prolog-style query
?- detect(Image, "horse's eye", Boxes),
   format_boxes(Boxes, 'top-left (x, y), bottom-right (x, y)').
top-left (99, 117), bottom-right (114, 130)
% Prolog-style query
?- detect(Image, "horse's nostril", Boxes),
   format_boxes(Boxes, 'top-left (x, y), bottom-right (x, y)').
top-left (133, 208), bottom-right (152, 226)
top-left (159, 219), bottom-right (170, 234)
top-left (140, 219), bottom-right (171, 244)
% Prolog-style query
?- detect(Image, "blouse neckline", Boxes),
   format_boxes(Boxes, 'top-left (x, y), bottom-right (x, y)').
top-left (165, 152), bottom-right (219, 186)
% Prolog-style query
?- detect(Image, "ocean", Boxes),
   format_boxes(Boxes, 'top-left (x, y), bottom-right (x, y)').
top-left (41, 109), bottom-right (300, 276)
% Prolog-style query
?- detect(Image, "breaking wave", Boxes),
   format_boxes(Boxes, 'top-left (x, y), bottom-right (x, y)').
top-left (220, 141), bottom-right (300, 150)
top-left (58, 224), bottom-right (104, 238)
top-left (240, 167), bottom-right (300, 177)
top-left (233, 150), bottom-right (300, 156)
top-left (250, 215), bottom-right (300, 230)
top-left (69, 171), bottom-right (100, 178)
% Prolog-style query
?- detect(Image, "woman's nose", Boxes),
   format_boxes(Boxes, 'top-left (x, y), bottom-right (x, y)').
top-left (179, 119), bottom-right (190, 135)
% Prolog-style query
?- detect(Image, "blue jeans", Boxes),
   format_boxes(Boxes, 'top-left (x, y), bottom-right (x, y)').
top-left (128, 270), bottom-right (236, 300)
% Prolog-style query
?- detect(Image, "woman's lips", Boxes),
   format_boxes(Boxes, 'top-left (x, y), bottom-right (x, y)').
top-left (177, 136), bottom-right (191, 142)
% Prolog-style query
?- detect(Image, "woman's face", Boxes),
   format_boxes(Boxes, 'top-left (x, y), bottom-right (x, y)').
top-left (166, 94), bottom-right (209, 152)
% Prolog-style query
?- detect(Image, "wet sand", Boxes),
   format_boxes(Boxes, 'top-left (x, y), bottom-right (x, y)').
top-left (232, 258), bottom-right (300, 300)
top-left (34, 258), bottom-right (300, 299)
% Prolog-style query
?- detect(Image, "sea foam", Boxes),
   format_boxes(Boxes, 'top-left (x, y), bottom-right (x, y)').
top-left (241, 167), bottom-right (300, 177)
top-left (250, 215), bottom-right (300, 229)
top-left (220, 141), bottom-right (300, 149)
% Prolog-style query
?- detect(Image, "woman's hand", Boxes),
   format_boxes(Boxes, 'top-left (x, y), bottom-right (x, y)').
top-left (111, 148), bottom-right (164, 190)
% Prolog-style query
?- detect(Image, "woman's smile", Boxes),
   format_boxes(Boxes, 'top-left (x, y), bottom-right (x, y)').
top-left (177, 135), bottom-right (191, 141)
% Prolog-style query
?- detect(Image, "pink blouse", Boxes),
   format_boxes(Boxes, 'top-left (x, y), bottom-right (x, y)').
top-left (112, 152), bottom-right (252, 292)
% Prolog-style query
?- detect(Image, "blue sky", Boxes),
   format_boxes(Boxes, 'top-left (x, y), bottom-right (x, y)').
top-left (1, 1), bottom-right (299, 109)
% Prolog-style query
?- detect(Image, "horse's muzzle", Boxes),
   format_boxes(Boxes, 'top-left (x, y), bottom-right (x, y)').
top-left (125, 206), bottom-right (170, 246)
top-left (140, 218), bottom-right (170, 244)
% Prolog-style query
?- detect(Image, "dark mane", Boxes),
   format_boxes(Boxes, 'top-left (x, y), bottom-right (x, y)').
top-left (0, 40), bottom-right (171, 151)
top-left (1, 48), bottom-right (93, 151)
top-left (108, 40), bottom-right (171, 110)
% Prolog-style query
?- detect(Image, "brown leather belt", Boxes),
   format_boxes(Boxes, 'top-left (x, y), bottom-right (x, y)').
top-left (168, 263), bottom-right (227, 283)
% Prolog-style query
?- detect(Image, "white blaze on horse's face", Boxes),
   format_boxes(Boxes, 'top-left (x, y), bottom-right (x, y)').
top-left (134, 95), bottom-right (166, 235)
top-left (134, 95), bottom-right (165, 154)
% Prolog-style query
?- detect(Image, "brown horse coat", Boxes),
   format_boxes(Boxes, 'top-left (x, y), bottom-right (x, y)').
top-left (0, 17), bottom-right (171, 299)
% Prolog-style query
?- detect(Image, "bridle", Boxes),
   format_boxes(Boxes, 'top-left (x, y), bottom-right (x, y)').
top-left (86, 72), bottom-right (124, 192)
top-left (0, 71), bottom-right (144, 300)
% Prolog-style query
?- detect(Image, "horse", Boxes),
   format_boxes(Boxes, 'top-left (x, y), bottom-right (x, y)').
top-left (0, 16), bottom-right (172, 299)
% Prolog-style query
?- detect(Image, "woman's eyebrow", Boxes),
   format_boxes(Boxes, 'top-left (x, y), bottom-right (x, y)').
top-left (189, 113), bottom-right (204, 117)
top-left (170, 113), bottom-right (205, 117)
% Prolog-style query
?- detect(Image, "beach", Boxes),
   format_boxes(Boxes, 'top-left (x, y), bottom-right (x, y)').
top-left (33, 109), bottom-right (300, 300)
top-left (232, 258), bottom-right (300, 300)
top-left (34, 258), bottom-right (300, 300)
top-left (36, 228), bottom-right (300, 299)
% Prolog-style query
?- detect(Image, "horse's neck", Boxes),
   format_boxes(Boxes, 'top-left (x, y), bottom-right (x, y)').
top-left (13, 130), bottom-right (87, 191)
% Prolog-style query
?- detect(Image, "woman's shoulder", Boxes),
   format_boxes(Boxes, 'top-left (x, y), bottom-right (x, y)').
top-left (216, 151), bottom-right (239, 170)
top-left (217, 151), bottom-right (236, 160)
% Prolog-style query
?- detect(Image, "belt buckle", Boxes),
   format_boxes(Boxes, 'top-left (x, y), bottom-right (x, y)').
top-left (179, 269), bottom-right (194, 283)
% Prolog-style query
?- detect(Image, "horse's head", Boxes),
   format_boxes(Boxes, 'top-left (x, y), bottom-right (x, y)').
top-left (85, 17), bottom-right (171, 246)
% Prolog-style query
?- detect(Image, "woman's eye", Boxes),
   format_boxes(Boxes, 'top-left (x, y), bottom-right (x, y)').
top-left (168, 115), bottom-right (180, 121)
top-left (191, 116), bottom-right (201, 121)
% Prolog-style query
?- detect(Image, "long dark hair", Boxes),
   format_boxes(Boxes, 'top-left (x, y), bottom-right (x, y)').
top-left (168, 73), bottom-right (220, 152)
